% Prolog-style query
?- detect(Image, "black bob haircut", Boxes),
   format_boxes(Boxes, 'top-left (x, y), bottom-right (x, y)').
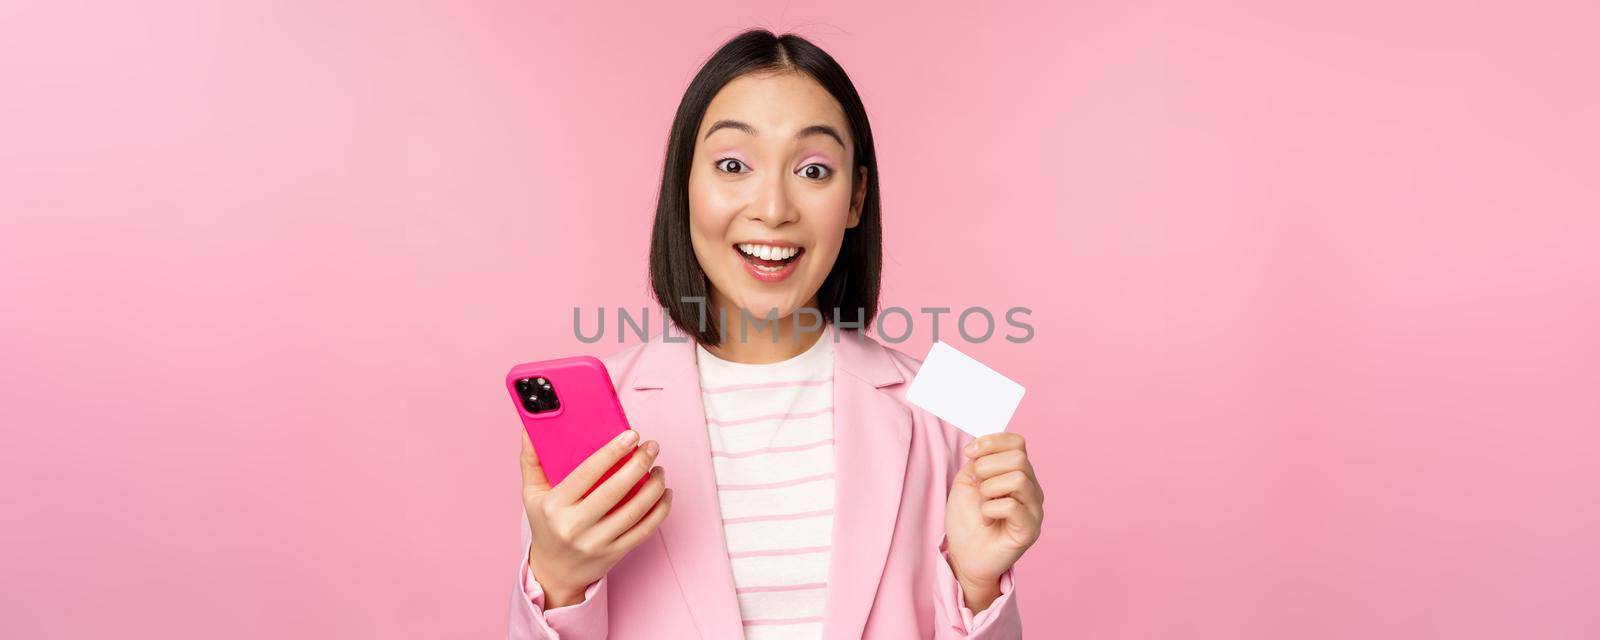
top-left (648, 28), bottom-right (882, 345)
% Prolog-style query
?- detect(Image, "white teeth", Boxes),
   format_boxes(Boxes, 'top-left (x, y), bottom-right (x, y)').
top-left (738, 243), bottom-right (800, 261)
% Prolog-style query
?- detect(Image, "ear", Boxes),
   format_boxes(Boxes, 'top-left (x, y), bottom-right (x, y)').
top-left (847, 165), bottom-right (868, 229)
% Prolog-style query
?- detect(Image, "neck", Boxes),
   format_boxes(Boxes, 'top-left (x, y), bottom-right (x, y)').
top-left (702, 295), bottom-right (826, 364)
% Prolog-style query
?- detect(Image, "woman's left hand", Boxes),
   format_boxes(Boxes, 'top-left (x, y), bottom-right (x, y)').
top-left (945, 432), bottom-right (1044, 612)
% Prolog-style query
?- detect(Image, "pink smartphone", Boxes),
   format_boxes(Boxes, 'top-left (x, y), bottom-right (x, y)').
top-left (506, 356), bottom-right (647, 505)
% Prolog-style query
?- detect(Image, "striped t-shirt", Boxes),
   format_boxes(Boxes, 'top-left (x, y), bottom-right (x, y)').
top-left (695, 331), bottom-right (836, 639)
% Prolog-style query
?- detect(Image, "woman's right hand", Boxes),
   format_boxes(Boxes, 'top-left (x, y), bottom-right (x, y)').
top-left (520, 428), bottom-right (672, 609)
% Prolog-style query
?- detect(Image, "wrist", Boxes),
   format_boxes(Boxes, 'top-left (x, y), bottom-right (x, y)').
top-left (542, 583), bottom-right (585, 609)
top-left (528, 557), bottom-right (586, 609)
top-left (947, 556), bottom-right (1002, 613)
top-left (958, 575), bottom-right (1001, 612)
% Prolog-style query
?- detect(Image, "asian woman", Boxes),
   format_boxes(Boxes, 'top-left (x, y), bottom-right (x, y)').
top-left (510, 28), bottom-right (1043, 639)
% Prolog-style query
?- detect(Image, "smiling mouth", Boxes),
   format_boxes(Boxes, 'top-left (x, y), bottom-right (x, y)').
top-left (734, 242), bottom-right (805, 282)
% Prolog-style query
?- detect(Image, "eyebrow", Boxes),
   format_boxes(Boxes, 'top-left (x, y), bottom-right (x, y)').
top-left (703, 119), bottom-right (847, 149)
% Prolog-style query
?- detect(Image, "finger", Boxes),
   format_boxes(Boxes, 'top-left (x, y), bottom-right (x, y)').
top-left (610, 487), bottom-right (672, 552)
top-left (577, 440), bottom-right (661, 523)
top-left (519, 428), bottom-right (551, 493)
top-left (963, 433), bottom-right (1026, 459)
top-left (590, 466), bottom-right (667, 542)
top-left (982, 497), bottom-right (1042, 545)
top-left (979, 470), bottom-right (1032, 501)
top-left (552, 429), bottom-right (640, 504)
top-left (973, 449), bottom-right (1031, 482)
top-left (980, 470), bottom-right (1044, 520)
top-left (980, 496), bottom-right (1023, 521)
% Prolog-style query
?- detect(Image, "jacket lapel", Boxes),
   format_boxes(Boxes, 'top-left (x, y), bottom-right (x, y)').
top-left (820, 330), bottom-right (912, 639)
top-left (627, 329), bottom-right (913, 639)
top-left (628, 336), bottom-right (744, 639)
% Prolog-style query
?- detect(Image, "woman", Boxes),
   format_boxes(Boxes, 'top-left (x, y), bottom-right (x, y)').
top-left (511, 29), bottom-right (1043, 639)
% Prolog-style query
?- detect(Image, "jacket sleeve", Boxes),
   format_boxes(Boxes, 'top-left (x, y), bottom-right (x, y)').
top-left (508, 515), bottom-right (610, 639)
top-left (931, 425), bottom-right (1024, 639)
top-left (932, 547), bottom-right (1022, 639)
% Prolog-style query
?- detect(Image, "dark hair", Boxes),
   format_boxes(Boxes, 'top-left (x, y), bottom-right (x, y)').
top-left (648, 28), bottom-right (883, 345)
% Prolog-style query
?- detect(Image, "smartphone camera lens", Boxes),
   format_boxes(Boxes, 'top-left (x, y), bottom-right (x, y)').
top-left (516, 376), bottom-right (562, 414)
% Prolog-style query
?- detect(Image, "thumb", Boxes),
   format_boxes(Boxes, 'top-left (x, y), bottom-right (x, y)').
top-left (520, 428), bottom-right (552, 493)
top-left (953, 458), bottom-right (979, 489)
top-left (949, 459), bottom-right (980, 503)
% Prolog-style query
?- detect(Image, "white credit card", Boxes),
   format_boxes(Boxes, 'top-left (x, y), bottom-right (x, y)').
top-left (905, 342), bottom-right (1026, 437)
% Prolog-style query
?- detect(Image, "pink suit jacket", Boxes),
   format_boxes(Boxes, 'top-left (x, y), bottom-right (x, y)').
top-left (509, 329), bottom-right (1023, 639)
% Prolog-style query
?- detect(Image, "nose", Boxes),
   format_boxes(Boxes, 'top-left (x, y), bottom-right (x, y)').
top-left (745, 170), bottom-right (799, 228)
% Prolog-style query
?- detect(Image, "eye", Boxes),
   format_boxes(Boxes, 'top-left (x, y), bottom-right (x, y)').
top-left (799, 163), bottom-right (832, 181)
top-left (714, 158), bottom-right (749, 174)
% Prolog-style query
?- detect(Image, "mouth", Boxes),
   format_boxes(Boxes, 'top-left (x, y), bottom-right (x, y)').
top-left (734, 241), bottom-right (805, 283)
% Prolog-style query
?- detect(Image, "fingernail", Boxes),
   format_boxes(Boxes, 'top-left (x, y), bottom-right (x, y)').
top-left (620, 430), bottom-right (639, 446)
top-left (964, 440), bottom-right (979, 456)
top-left (643, 440), bottom-right (660, 456)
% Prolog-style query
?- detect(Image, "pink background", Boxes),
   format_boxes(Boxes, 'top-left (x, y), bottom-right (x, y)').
top-left (3, 1), bottom-right (1597, 637)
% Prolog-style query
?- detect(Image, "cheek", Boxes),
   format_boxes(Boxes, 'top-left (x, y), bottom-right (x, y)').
top-left (687, 177), bottom-right (737, 246)
top-left (808, 180), bottom-right (856, 218)
top-left (799, 189), bottom-right (854, 240)
top-left (686, 215), bottom-right (725, 276)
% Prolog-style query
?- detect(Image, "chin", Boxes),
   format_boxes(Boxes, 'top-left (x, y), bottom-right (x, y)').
top-left (730, 295), bottom-right (795, 323)
top-left (728, 283), bottom-right (824, 324)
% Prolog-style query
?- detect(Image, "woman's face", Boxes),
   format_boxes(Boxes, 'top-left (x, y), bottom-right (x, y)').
top-left (688, 71), bottom-right (868, 329)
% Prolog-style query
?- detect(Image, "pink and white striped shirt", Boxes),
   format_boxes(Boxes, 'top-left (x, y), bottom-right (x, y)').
top-left (695, 332), bottom-right (836, 639)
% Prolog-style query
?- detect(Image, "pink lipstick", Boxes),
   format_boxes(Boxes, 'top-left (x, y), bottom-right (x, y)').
top-left (733, 242), bottom-right (805, 283)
